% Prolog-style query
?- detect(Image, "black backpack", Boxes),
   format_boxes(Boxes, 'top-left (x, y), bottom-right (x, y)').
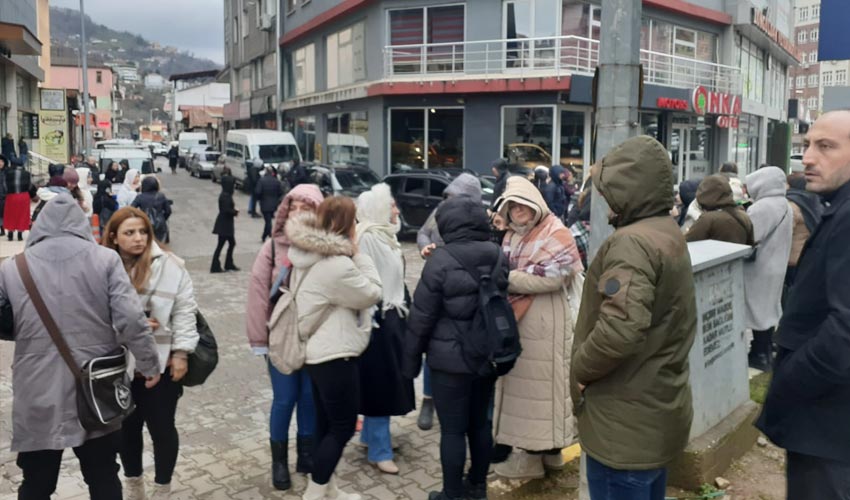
top-left (443, 246), bottom-right (522, 377)
top-left (145, 205), bottom-right (168, 242)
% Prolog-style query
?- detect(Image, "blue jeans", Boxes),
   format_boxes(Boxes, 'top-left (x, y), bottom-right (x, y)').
top-left (268, 359), bottom-right (316, 442)
top-left (586, 454), bottom-right (667, 500)
top-left (359, 416), bottom-right (393, 462)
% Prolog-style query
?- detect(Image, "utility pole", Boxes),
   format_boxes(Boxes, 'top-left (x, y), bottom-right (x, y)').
top-left (587, 0), bottom-right (643, 262)
top-left (581, 0), bottom-right (642, 496)
top-left (274, 0), bottom-right (283, 131)
top-left (171, 80), bottom-right (178, 140)
top-left (79, 0), bottom-right (91, 155)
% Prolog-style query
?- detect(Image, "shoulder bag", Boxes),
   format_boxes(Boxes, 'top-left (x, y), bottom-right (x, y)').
top-left (16, 254), bottom-right (135, 431)
top-left (744, 207), bottom-right (789, 263)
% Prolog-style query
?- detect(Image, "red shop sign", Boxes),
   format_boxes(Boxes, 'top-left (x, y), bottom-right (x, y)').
top-left (692, 86), bottom-right (742, 116)
top-left (657, 97), bottom-right (690, 111)
top-left (716, 116), bottom-right (739, 129)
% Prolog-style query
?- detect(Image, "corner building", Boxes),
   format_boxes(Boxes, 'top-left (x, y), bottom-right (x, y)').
top-left (278, 0), bottom-right (797, 180)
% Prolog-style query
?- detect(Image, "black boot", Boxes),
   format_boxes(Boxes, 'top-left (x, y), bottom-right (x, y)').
top-left (491, 443), bottom-right (513, 464)
top-left (6, 231), bottom-right (11, 241)
top-left (224, 257), bottom-right (240, 272)
top-left (748, 330), bottom-right (773, 372)
top-left (296, 435), bottom-right (314, 474)
top-left (270, 440), bottom-right (291, 491)
top-left (418, 397), bottom-right (435, 431)
top-left (210, 260), bottom-right (224, 273)
top-left (428, 491), bottom-right (461, 500)
top-left (17, 232), bottom-right (22, 241)
top-left (463, 479), bottom-right (487, 500)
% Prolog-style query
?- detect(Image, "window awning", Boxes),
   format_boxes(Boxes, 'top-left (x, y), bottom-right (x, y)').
top-left (0, 22), bottom-right (42, 56)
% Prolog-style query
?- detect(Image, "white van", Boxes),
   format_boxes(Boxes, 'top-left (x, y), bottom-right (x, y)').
top-left (224, 129), bottom-right (302, 186)
top-left (178, 132), bottom-right (209, 165)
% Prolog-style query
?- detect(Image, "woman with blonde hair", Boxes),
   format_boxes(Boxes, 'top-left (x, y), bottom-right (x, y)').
top-left (285, 196), bottom-right (382, 500)
top-left (102, 207), bottom-right (199, 500)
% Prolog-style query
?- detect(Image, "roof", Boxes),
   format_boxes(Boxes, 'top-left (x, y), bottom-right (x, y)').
top-left (169, 69), bottom-right (220, 81)
top-left (0, 21), bottom-right (42, 56)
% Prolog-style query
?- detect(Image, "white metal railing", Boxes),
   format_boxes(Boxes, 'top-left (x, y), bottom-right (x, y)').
top-left (383, 35), bottom-right (741, 95)
top-left (27, 151), bottom-right (60, 179)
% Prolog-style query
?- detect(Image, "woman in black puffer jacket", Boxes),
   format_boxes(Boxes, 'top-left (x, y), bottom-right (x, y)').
top-left (404, 196), bottom-right (508, 500)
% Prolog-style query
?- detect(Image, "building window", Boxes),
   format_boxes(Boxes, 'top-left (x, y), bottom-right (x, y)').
top-left (823, 71), bottom-right (832, 87)
top-left (740, 38), bottom-right (765, 103)
top-left (390, 108), bottom-right (464, 171)
top-left (327, 111), bottom-right (369, 165)
top-left (252, 58), bottom-right (264, 90)
top-left (809, 51), bottom-right (817, 63)
top-left (326, 22), bottom-right (365, 89)
top-left (798, 7), bottom-right (808, 21)
top-left (502, 106), bottom-right (555, 169)
top-left (504, 0), bottom-right (560, 69)
top-left (795, 75), bottom-right (805, 87)
top-left (812, 4), bottom-right (820, 18)
top-left (797, 30), bottom-right (807, 44)
top-left (388, 5), bottom-right (466, 74)
top-left (808, 74), bottom-right (818, 87)
top-left (288, 44), bottom-right (315, 96)
top-left (287, 0), bottom-right (296, 13)
top-left (242, 9), bottom-right (249, 37)
top-left (837, 70), bottom-right (847, 85)
top-left (240, 66), bottom-right (251, 97)
top-left (807, 96), bottom-right (818, 110)
top-left (810, 29), bottom-right (819, 42)
top-left (788, 75), bottom-right (794, 90)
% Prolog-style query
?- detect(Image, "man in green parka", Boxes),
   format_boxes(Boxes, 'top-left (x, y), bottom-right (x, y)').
top-left (570, 135), bottom-right (697, 499)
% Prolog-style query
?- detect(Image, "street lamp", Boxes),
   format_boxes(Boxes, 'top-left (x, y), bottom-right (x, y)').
top-left (149, 108), bottom-right (159, 125)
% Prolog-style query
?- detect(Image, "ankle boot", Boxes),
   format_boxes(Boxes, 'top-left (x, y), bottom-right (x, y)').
top-left (417, 397), bottom-right (435, 430)
top-left (296, 435), bottom-right (314, 474)
top-left (224, 259), bottom-right (240, 272)
top-left (302, 478), bottom-right (328, 500)
top-left (17, 232), bottom-right (22, 241)
top-left (748, 330), bottom-right (773, 372)
top-left (463, 479), bottom-right (487, 500)
top-left (210, 260), bottom-right (224, 273)
top-left (326, 475), bottom-right (361, 500)
top-left (150, 483), bottom-right (171, 500)
top-left (7, 232), bottom-right (12, 241)
top-left (494, 451), bottom-right (545, 480)
top-left (124, 476), bottom-right (145, 500)
top-left (270, 440), bottom-right (292, 491)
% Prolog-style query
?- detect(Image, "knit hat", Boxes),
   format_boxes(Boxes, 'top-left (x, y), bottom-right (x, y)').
top-left (62, 167), bottom-right (80, 185)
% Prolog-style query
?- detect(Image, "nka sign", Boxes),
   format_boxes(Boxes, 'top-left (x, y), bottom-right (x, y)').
top-left (692, 86), bottom-right (742, 128)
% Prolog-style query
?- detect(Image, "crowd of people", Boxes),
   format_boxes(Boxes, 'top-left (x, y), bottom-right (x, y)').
top-left (1, 109), bottom-right (849, 500)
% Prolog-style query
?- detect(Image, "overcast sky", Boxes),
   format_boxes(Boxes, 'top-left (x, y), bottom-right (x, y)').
top-left (49, 0), bottom-right (225, 64)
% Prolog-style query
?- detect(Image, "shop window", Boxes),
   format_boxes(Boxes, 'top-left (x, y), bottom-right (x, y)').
top-left (327, 111), bottom-right (369, 165)
top-left (390, 108), bottom-right (463, 171)
top-left (388, 5), bottom-right (465, 74)
top-left (327, 22), bottom-right (365, 89)
top-left (559, 110), bottom-right (585, 177)
top-left (504, 0), bottom-right (560, 69)
top-left (731, 114), bottom-right (760, 175)
top-left (502, 106), bottom-right (554, 169)
top-left (284, 116), bottom-right (316, 162)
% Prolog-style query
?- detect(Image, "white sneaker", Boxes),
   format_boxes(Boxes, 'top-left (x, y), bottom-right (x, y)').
top-left (326, 475), bottom-right (362, 500)
top-left (494, 451), bottom-right (546, 480)
top-left (302, 479), bottom-right (328, 500)
top-left (124, 476), bottom-right (146, 500)
top-left (150, 483), bottom-right (171, 500)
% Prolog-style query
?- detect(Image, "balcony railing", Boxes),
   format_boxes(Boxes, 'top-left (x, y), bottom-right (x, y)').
top-left (383, 35), bottom-right (741, 95)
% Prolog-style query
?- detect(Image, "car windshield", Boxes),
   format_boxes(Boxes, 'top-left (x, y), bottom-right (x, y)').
top-left (253, 144), bottom-right (299, 163)
top-left (195, 151), bottom-right (220, 161)
top-left (334, 169), bottom-right (380, 190)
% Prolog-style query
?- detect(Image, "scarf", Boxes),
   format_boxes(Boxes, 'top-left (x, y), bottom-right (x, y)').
top-left (503, 212), bottom-right (584, 320)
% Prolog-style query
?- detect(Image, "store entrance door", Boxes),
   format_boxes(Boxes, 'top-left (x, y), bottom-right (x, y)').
top-left (671, 125), bottom-right (688, 186)
top-left (671, 122), bottom-right (711, 184)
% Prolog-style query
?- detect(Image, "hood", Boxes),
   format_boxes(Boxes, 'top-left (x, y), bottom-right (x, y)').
top-left (696, 175), bottom-right (736, 210)
top-left (746, 166), bottom-right (786, 201)
top-left (220, 175), bottom-right (236, 195)
top-left (95, 179), bottom-right (112, 196)
top-left (496, 176), bottom-right (551, 227)
top-left (122, 169), bottom-right (140, 190)
top-left (141, 176), bottom-right (159, 193)
top-left (48, 163), bottom-right (65, 178)
top-left (37, 186), bottom-right (67, 201)
top-left (593, 135), bottom-right (674, 227)
top-left (27, 193), bottom-right (94, 247)
top-left (444, 173), bottom-right (482, 204)
top-left (356, 183), bottom-right (394, 225)
top-left (285, 213), bottom-right (354, 268)
top-left (549, 164), bottom-right (565, 184)
top-left (272, 183), bottom-right (324, 239)
top-left (436, 196), bottom-right (492, 244)
top-left (76, 167), bottom-right (91, 190)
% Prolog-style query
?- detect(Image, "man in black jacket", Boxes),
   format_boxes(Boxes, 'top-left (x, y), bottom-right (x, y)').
top-left (255, 167), bottom-right (283, 242)
top-left (756, 110), bottom-right (850, 498)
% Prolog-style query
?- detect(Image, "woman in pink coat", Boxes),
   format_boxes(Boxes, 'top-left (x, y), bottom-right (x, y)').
top-left (246, 183), bottom-right (324, 491)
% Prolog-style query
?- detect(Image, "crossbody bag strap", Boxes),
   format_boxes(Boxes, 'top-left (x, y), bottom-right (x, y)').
top-left (15, 254), bottom-right (82, 381)
top-left (756, 206), bottom-right (790, 245)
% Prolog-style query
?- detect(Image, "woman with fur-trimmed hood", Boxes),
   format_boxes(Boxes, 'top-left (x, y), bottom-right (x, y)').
top-left (493, 176), bottom-right (584, 480)
top-left (355, 184), bottom-right (415, 475)
top-left (287, 196), bottom-right (382, 500)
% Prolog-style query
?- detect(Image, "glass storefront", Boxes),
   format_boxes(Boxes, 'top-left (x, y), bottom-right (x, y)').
top-left (327, 111), bottom-right (369, 165)
top-left (732, 113), bottom-right (761, 175)
top-left (284, 116), bottom-right (317, 162)
top-left (559, 109), bottom-right (585, 176)
top-left (389, 108), bottom-right (463, 171)
top-left (502, 106), bottom-right (554, 169)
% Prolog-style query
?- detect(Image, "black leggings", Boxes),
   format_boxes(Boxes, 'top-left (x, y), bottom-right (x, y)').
top-left (212, 235), bottom-right (236, 267)
top-left (17, 432), bottom-right (122, 500)
top-left (306, 358), bottom-right (360, 485)
top-left (120, 370), bottom-right (183, 485)
top-left (261, 211), bottom-right (275, 241)
top-left (431, 370), bottom-right (496, 499)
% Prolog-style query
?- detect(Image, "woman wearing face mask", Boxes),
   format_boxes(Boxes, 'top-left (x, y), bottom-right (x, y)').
top-left (102, 207), bottom-right (199, 500)
top-left (492, 176), bottom-right (584, 480)
top-left (117, 170), bottom-right (141, 208)
top-left (355, 184), bottom-right (415, 475)
top-left (245, 184), bottom-right (324, 491)
top-left (287, 196), bottom-right (382, 500)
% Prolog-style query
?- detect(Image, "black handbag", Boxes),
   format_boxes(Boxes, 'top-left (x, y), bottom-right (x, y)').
top-left (1, 300), bottom-right (13, 341)
top-left (180, 311), bottom-right (218, 387)
top-left (16, 254), bottom-right (134, 431)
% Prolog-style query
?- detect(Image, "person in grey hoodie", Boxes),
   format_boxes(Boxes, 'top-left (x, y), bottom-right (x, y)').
top-left (0, 193), bottom-right (160, 499)
top-left (743, 166), bottom-right (793, 371)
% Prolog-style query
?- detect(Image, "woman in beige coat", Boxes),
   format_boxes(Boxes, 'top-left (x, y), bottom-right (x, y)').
top-left (493, 177), bottom-right (584, 480)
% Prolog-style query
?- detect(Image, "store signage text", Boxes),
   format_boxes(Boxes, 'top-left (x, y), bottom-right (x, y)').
top-left (692, 86), bottom-right (742, 116)
top-left (656, 97), bottom-right (690, 111)
top-left (752, 9), bottom-right (801, 62)
top-left (715, 116), bottom-right (739, 129)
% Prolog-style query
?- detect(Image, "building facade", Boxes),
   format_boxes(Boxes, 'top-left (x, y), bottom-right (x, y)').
top-left (49, 62), bottom-right (118, 147)
top-left (0, 0), bottom-right (45, 154)
top-left (222, 0), bottom-right (279, 129)
top-left (278, 0), bottom-right (796, 179)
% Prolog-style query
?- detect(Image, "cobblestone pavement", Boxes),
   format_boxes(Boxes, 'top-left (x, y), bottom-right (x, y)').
top-left (0, 162), bottom-right (578, 499)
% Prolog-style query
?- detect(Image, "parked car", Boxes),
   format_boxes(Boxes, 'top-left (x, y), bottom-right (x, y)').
top-left (504, 143), bottom-right (552, 169)
top-left (151, 142), bottom-right (169, 157)
top-left (178, 131), bottom-right (209, 169)
top-left (383, 169), bottom-right (493, 233)
top-left (789, 154), bottom-right (804, 173)
top-left (188, 147), bottom-right (221, 179)
top-left (305, 164), bottom-right (381, 198)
